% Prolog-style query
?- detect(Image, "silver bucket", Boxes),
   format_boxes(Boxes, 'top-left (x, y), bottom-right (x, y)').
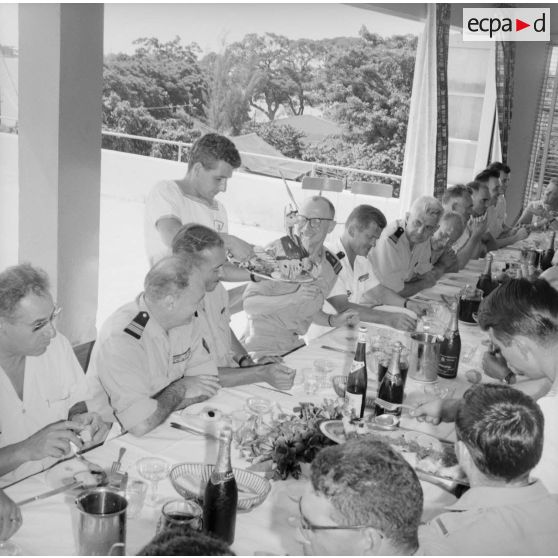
top-left (75, 487), bottom-right (127, 556)
top-left (408, 332), bottom-right (442, 383)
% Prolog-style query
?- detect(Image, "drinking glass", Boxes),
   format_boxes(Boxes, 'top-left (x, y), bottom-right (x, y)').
top-left (136, 457), bottom-right (171, 506)
top-left (0, 540), bottom-right (23, 556)
top-left (302, 368), bottom-right (319, 395)
top-left (125, 479), bottom-right (148, 519)
top-left (313, 359), bottom-right (334, 389)
top-left (156, 499), bottom-right (203, 534)
top-left (231, 409), bottom-right (251, 444)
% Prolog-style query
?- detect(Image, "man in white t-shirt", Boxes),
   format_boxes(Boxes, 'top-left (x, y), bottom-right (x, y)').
top-left (327, 205), bottom-right (426, 332)
top-left (144, 133), bottom-right (254, 275)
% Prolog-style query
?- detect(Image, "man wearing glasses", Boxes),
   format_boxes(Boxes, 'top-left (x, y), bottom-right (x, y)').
top-left (370, 196), bottom-right (446, 297)
top-left (242, 196), bottom-right (358, 357)
top-left (299, 438), bottom-right (423, 555)
top-left (0, 264), bottom-right (108, 485)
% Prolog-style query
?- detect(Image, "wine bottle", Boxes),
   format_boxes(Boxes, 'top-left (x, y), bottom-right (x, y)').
top-left (476, 253), bottom-right (495, 296)
top-left (438, 302), bottom-right (461, 379)
top-left (345, 325), bottom-right (368, 418)
top-left (540, 231), bottom-right (556, 271)
top-left (203, 426), bottom-right (238, 545)
top-left (375, 342), bottom-right (404, 421)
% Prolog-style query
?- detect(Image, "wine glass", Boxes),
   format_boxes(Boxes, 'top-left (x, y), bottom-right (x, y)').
top-left (136, 457), bottom-right (170, 506)
top-left (0, 540), bottom-right (23, 556)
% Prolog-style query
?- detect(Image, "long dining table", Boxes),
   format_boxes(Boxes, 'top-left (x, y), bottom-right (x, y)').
top-left (3, 245), bottom-right (527, 556)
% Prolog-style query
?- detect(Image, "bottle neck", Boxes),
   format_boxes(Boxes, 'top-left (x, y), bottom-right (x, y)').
top-left (549, 232), bottom-right (556, 250)
top-left (448, 305), bottom-right (459, 332)
top-left (386, 348), bottom-right (402, 378)
top-left (214, 429), bottom-right (233, 475)
top-left (482, 255), bottom-right (493, 275)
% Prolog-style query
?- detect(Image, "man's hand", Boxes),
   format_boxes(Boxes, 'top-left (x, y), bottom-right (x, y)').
top-left (0, 490), bottom-right (21, 541)
top-left (386, 312), bottom-right (417, 332)
top-left (408, 398), bottom-right (461, 425)
top-left (331, 309), bottom-right (360, 328)
top-left (437, 248), bottom-right (458, 272)
top-left (22, 420), bottom-right (83, 461)
top-left (254, 355), bottom-right (283, 365)
top-left (482, 350), bottom-right (512, 381)
top-left (406, 299), bottom-right (429, 317)
top-left (263, 363), bottom-right (296, 390)
top-left (224, 234), bottom-right (254, 261)
top-left (470, 217), bottom-right (488, 238)
top-left (181, 375), bottom-right (221, 402)
top-left (513, 226), bottom-right (529, 242)
top-left (72, 412), bottom-right (111, 447)
top-left (296, 283), bottom-right (322, 302)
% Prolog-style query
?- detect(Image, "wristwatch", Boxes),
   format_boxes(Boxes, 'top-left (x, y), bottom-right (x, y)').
top-left (503, 371), bottom-right (517, 385)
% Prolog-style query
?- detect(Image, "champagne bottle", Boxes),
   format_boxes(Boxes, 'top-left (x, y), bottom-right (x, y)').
top-left (375, 342), bottom-right (404, 420)
top-left (345, 325), bottom-right (368, 418)
top-left (203, 426), bottom-right (238, 545)
top-left (438, 302), bottom-right (461, 379)
top-left (476, 253), bottom-right (495, 296)
top-left (540, 231), bottom-right (556, 271)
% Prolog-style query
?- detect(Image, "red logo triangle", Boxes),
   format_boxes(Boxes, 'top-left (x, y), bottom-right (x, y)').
top-left (516, 18), bottom-right (530, 31)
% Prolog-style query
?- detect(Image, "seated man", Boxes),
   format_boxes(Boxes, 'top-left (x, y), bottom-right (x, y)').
top-left (0, 264), bottom-right (108, 484)
top-left (242, 196), bottom-right (359, 357)
top-left (369, 195), bottom-right (446, 297)
top-left (300, 438), bottom-right (423, 556)
top-left (326, 204), bottom-right (427, 332)
top-left (420, 384), bottom-right (558, 555)
top-left (442, 184), bottom-right (487, 268)
top-left (0, 489), bottom-right (21, 541)
top-left (517, 177), bottom-right (558, 230)
top-left (429, 210), bottom-right (464, 272)
top-left (172, 224), bottom-right (295, 389)
top-left (487, 161), bottom-right (513, 235)
top-left (411, 278), bottom-right (558, 493)
top-left (144, 133), bottom-right (253, 273)
top-left (86, 256), bottom-right (220, 437)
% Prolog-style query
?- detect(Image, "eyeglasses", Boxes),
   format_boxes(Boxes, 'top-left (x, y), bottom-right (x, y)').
top-left (298, 498), bottom-right (368, 533)
top-left (296, 215), bottom-right (334, 229)
top-left (29, 306), bottom-right (62, 333)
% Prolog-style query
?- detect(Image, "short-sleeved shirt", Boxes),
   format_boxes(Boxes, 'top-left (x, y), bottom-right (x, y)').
top-left (198, 284), bottom-right (234, 368)
top-left (86, 295), bottom-right (218, 431)
top-left (369, 219), bottom-right (432, 293)
top-left (144, 180), bottom-right (229, 265)
top-left (521, 200), bottom-right (558, 228)
top-left (419, 481), bottom-right (558, 555)
top-left (243, 248), bottom-right (340, 356)
top-left (327, 238), bottom-right (380, 303)
top-left (0, 333), bottom-right (89, 485)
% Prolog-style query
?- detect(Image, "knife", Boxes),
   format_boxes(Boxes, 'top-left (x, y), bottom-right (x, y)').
top-left (170, 422), bottom-right (218, 440)
top-left (320, 345), bottom-right (352, 354)
top-left (17, 480), bottom-right (83, 506)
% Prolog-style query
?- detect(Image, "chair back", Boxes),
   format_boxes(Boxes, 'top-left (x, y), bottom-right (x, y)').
top-left (350, 181), bottom-right (393, 198)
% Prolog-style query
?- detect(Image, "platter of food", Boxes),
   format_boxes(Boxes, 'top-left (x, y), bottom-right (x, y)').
top-left (319, 420), bottom-right (468, 486)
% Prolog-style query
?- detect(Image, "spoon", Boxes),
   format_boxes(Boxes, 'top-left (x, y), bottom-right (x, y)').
top-left (374, 398), bottom-right (415, 412)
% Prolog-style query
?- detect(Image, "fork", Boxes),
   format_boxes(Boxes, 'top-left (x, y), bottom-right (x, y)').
top-left (375, 398), bottom-right (415, 412)
top-left (111, 447), bottom-right (126, 474)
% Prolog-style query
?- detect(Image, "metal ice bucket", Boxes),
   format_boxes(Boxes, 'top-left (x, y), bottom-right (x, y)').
top-left (75, 487), bottom-right (127, 556)
top-left (408, 332), bottom-right (442, 383)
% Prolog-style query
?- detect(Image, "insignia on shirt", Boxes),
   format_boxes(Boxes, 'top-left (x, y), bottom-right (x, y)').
top-left (202, 338), bottom-right (211, 354)
top-left (346, 289), bottom-right (353, 298)
top-left (194, 310), bottom-right (199, 318)
top-left (123, 311), bottom-right (150, 340)
top-left (389, 226), bottom-right (405, 244)
top-left (358, 273), bottom-right (369, 282)
top-left (214, 219), bottom-right (224, 231)
top-left (173, 348), bottom-right (192, 364)
top-left (325, 249), bottom-right (343, 275)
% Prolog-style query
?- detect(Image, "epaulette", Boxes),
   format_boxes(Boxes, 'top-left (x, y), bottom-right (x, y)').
top-left (388, 226), bottom-right (405, 244)
top-left (325, 249), bottom-right (344, 275)
top-left (123, 311), bottom-right (150, 340)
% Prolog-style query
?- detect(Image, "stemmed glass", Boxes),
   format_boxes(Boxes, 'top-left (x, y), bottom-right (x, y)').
top-left (0, 539), bottom-right (23, 556)
top-left (136, 457), bottom-right (171, 506)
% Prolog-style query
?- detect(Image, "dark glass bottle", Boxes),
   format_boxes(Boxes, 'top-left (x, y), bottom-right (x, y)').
top-left (345, 325), bottom-right (368, 418)
top-left (476, 253), bottom-right (495, 296)
top-left (375, 342), bottom-right (404, 420)
top-left (540, 231), bottom-right (556, 271)
top-left (203, 426), bottom-right (238, 545)
top-left (438, 302), bottom-right (461, 379)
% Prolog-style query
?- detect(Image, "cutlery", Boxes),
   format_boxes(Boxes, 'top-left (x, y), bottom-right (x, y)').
top-left (254, 384), bottom-right (293, 396)
top-left (374, 398), bottom-right (415, 412)
top-left (170, 422), bottom-right (218, 440)
top-left (320, 344), bottom-right (352, 354)
top-left (111, 447), bottom-right (126, 474)
top-left (72, 445), bottom-right (105, 475)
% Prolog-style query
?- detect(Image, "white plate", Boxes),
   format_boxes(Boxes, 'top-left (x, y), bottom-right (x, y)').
top-left (45, 460), bottom-right (92, 489)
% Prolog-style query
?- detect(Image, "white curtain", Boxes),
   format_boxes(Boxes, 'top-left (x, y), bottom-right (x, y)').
top-left (398, 4), bottom-right (438, 217)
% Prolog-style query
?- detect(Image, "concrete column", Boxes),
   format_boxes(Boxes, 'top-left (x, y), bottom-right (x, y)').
top-left (18, 4), bottom-right (103, 344)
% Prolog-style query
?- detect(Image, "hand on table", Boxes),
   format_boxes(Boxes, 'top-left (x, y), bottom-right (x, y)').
top-left (23, 420), bottom-right (83, 461)
top-left (0, 490), bottom-right (21, 541)
top-left (263, 363), bottom-right (296, 390)
top-left (72, 412), bottom-right (111, 446)
top-left (331, 309), bottom-right (360, 328)
top-left (386, 312), bottom-right (417, 332)
top-left (406, 299), bottom-right (429, 317)
top-left (408, 398), bottom-right (461, 426)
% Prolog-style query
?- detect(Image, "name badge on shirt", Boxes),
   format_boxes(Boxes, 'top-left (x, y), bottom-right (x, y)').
top-left (214, 219), bottom-right (224, 232)
top-left (358, 273), bottom-right (369, 282)
top-left (173, 348), bottom-right (191, 364)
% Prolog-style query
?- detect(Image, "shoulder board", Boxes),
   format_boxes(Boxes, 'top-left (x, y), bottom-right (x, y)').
top-left (325, 249), bottom-right (343, 275)
top-left (389, 226), bottom-right (405, 244)
top-left (123, 311), bottom-right (150, 340)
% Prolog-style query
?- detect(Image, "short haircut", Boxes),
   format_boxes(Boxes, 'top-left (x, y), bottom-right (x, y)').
top-left (477, 278), bottom-right (558, 347)
top-left (172, 223), bottom-right (224, 266)
top-left (311, 438), bottom-right (423, 552)
top-left (0, 263), bottom-right (50, 319)
top-left (188, 133), bottom-right (241, 172)
top-left (346, 204), bottom-right (387, 231)
top-left (137, 527), bottom-right (235, 556)
top-left (474, 168), bottom-right (500, 183)
top-left (307, 195), bottom-right (336, 218)
top-left (456, 384), bottom-right (544, 482)
top-left (144, 256), bottom-right (195, 301)
top-left (442, 184), bottom-right (471, 206)
top-left (439, 210), bottom-right (465, 235)
top-left (488, 161), bottom-right (511, 174)
top-left (466, 180), bottom-right (487, 194)
top-left (409, 195), bottom-right (443, 219)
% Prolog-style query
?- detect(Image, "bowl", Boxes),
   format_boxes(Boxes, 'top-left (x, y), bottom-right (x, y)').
top-left (331, 376), bottom-right (375, 408)
top-left (170, 463), bottom-right (271, 511)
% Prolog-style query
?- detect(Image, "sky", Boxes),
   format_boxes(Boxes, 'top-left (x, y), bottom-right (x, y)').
top-left (0, 2), bottom-right (424, 54)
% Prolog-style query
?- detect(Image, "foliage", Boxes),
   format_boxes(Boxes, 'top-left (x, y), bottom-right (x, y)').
top-left (243, 121), bottom-right (306, 159)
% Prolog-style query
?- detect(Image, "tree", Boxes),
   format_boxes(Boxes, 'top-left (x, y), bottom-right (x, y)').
top-left (243, 121), bottom-right (306, 159)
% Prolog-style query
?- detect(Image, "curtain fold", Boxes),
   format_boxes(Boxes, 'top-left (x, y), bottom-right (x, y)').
top-left (495, 41), bottom-right (516, 163)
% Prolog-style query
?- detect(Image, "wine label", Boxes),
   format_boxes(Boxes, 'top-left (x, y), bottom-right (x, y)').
top-left (438, 355), bottom-right (458, 378)
top-left (349, 361), bottom-right (365, 374)
top-left (345, 391), bottom-right (364, 416)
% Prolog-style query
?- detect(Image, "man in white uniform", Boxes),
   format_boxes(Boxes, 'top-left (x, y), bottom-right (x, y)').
top-left (517, 178), bottom-right (558, 231)
top-left (0, 265), bottom-right (108, 485)
top-left (369, 196), bottom-right (447, 297)
top-left (86, 257), bottom-right (220, 437)
top-left (144, 133), bottom-right (253, 272)
top-left (327, 205), bottom-right (426, 332)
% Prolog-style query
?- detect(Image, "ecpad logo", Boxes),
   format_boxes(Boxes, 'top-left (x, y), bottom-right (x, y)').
top-left (463, 8), bottom-right (550, 42)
